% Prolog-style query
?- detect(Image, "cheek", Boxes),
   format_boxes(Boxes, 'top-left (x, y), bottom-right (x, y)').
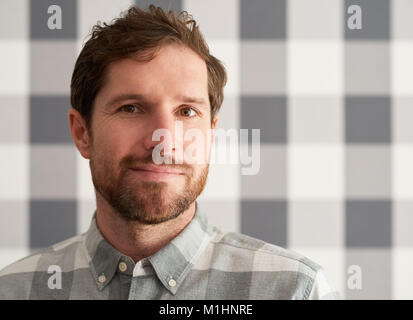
top-left (92, 126), bottom-right (131, 165)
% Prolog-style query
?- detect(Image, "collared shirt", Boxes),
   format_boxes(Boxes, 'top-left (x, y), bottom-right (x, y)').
top-left (0, 202), bottom-right (341, 299)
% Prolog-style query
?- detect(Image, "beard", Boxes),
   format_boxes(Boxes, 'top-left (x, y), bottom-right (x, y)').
top-left (89, 151), bottom-right (209, 225)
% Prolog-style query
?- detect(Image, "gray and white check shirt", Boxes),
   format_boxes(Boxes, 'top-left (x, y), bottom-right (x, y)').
top-left (0, 202), bottom-right (341, 300)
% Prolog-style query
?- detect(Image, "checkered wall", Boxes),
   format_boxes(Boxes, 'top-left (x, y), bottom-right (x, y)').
top-left (1, 0), bottom-right (413, 300)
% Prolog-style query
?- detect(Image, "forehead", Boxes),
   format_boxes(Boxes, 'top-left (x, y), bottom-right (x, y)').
top-left (100, 43), bottom-right (209, 103)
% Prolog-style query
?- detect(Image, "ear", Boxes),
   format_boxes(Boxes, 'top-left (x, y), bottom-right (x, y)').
top-left (68, 108), bottom-right (91, 159)
top-left (210, 114), bottom-right (219, 145)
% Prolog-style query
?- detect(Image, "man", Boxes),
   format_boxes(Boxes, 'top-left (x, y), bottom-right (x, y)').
top-left (0, 5), bottom-right (340, 299)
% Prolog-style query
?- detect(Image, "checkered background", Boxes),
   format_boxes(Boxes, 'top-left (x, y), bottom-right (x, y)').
top-left (1, 0), bottom-right (413, 300)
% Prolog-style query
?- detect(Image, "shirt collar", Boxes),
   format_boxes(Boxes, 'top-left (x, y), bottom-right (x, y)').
top-left (84, 201), bottom-right (211, 294)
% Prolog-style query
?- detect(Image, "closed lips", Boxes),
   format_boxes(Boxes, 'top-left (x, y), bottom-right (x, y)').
top-left (130, 166), bottom-right (183, 175)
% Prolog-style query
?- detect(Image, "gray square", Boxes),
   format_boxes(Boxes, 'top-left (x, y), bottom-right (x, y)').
top-left (346, 249), bottom-right (391, 299)
top-left (30, 145), bottom-right (77, 199)
top-left (30, 96), bottom-right (72, 143)
top-left (241, 41), bottom-right (286, 95)
top-left (346, 146), bottom-right (391, 198)
top-left (136, 0), bottom-right (182, 12)
top-left (345, 42), bottom-right (390, 94)
top-left (241, 96), bottom-right (287, 144)
top-left (344, 0), bottom-right (389, 39)
top-left (30, 0), bottom-right (77, 39)
top-left (205, 269), bottom-right (251, 299)
top-left (345, 96), bottom-right (391, 143)
top-left (241, 0), bottom-right (286, 39)
top-left (346, 200), bottom-right (392, 247)
top-left (241, 200), bottom-right (287, 247)
top-left (30, 200), bottom-right (77, 249)
top-left (241, 145), bottom-right (286, 199)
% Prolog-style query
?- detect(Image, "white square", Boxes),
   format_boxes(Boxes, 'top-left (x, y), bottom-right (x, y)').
top-left (288, 0), bottom-right (342, 39)
top-left (78, 0), bottom-right (133, 42)
top-left (208, 40), bottom-right (239, 96)
top-left (288, 200), bottom-right (344, 247)
top-left (393, 98), bottom-right (413, 142)
top-left (0, 145), bottom-right (28, 200)
top-left (196, 199), bottom-right (240, 233)
top-left (391, 41), bottom-right (413, 96)
top-left (288, 246), bottom-right (345, 298)
top-left (0, 201), bottom-right (28, 248)
top-left (0, 248), bottom-right (30, 271)
top-left (0, 96), bottom-right (28, 143)
top-left (184, 0), bottom-right (238, 39)
top-left (392, 0), bottom-right (413, 39)
top-left (288, 40), bottom-right (343, 95)
top-left (288, 144), bottom-right (344, 199)
top-left (216, 94), bottom-right (239, 131)
top-left (392, 144), bottom-right (413, 199)
top-left (0, 41), bottom-right (28, 95)
top-left (0, 0), bottom-right (28, 39)
top-left (393, 200), bottom-right (413, 247)
top-left (288, 96), bottom-right (343, 143)
top-left (393, 248), bottom-right (413, 299)
top-left (199, 143), bottom-right (240, 201)
top-left (76, 39), bottom-right (84, 56)
top-left (76, 152), bottom-right (95, 201)
top-left (77, 200), bottom-right (96, 234)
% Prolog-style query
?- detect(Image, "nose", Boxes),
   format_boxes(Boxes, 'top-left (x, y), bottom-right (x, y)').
top-left (142, 110), bottom-right (183, 159)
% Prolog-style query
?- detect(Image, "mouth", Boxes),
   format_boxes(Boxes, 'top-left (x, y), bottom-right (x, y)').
top-left (129, 166), bottom-right (184, 180)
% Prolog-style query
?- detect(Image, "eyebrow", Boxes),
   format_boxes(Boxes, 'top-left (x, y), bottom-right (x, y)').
top-left (105, 94), bottom-right (145, 109)
top-left (178, 95), bottom-right (208, 106)
top-left (105, 94), bottom-right (208, 109)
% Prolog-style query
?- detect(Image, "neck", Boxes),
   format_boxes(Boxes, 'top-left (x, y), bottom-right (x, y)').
top-left (95, 192), bottom-right (197, 263)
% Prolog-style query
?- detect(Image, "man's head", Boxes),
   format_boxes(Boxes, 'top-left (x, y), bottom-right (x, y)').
top-left (69, 5), bottom-right (227, 224)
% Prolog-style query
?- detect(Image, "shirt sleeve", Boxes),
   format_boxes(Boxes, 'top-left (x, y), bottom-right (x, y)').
top-left (307, 268), bottom-right (342, 300)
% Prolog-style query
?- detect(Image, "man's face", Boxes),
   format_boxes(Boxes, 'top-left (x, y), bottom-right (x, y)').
top-left (88, 43), bottom-right (217, 224)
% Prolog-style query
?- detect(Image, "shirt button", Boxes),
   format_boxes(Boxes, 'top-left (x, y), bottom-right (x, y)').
top-left (168, 279), bottom-right (177, 287)
top-left (118, 262), bottom-right (127, 272)
top-left (98, 274), bottom-right (106, 283)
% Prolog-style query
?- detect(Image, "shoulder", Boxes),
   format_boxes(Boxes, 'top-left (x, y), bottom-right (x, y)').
top-left (0, 234), bottom-right (86, 299)
top-left (208, 227), bottom-right (322, 276)
top-left (200, 227), bottom-right (340, 299)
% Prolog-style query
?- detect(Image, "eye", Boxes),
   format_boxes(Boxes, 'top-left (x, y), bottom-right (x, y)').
top-left (179, 106), bottom-right (197, 118)
top-left (119, 104), bottom-right (141, 113)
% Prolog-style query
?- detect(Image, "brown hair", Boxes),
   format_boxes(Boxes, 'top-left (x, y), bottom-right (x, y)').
top-left (70, 5), bottom-right (227, 132)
